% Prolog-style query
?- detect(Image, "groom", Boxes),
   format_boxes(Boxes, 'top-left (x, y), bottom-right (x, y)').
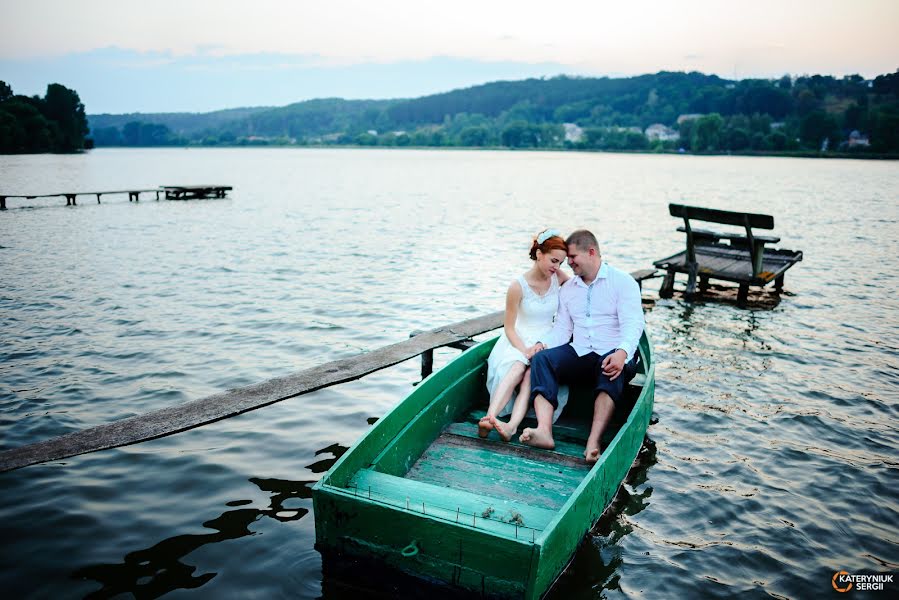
top-left (520, 229), bottom-right (644, 463)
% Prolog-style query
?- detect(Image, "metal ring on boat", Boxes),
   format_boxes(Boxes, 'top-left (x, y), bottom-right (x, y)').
top-left (401, 541), bottom-right (419, 557)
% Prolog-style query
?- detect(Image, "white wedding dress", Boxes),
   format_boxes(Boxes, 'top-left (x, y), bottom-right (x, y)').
top-left (486, 273), bottom-right (569, 422)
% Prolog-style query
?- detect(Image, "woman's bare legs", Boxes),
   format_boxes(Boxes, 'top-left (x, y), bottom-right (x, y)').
top-left (491, 367), bottom-right (531, 441)
top-left (479, 362), bottom-right (526, 438)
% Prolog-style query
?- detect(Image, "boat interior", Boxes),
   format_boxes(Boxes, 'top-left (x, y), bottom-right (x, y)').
top-left (341, 352), bottom-right (648, 542)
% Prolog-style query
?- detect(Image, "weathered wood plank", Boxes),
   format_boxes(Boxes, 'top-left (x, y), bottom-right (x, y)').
top-left (669, 203), bottom-right (775, 229)
top-left (445, 419), bottom-right (589, 459)
top-left (405, 439), bottom-right (583, 510)
top-left (0, 311), bottom-right (504, 472)
top-left (1, 269), bottom-right (653, 473)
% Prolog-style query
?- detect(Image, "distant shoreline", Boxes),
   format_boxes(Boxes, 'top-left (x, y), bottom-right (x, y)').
top-left (71, 145), bottom-right (899, 160)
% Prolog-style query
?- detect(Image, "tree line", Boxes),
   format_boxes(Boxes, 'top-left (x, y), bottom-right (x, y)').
top-left (88, 70), bottom-right (899, 155)
top-left (4, 71), bottom-right (898, 155)
top-left (0, 81), bottom-right (90, 153)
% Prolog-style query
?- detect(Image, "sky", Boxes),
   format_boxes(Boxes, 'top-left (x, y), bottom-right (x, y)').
top-left (1, 0), bottom-right (897, 114)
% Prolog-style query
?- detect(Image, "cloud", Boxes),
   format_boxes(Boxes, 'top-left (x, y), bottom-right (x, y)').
top-left (0, 48), bottom-right (578, 113)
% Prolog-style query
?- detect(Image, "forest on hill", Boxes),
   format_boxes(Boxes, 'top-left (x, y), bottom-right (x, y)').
top-left (0, 81), bottom-right (90, 153)
top-left (4, 70), bottom-right (898, 155)
top-left (88, 70), bottom-right (899, 155)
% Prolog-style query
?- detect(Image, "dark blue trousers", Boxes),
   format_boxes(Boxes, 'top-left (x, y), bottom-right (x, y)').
top-left (530, 345), bottom-right (638, 409)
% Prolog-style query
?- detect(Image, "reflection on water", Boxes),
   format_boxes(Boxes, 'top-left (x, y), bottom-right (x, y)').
top-left (545, 438), bottom-right (658, 598)
top-left (306, 443), bottom-right (348, 474)
top-left (2, 149), bottom-right (897, 599)
top-left (70, 461), bottom-right (340, 599)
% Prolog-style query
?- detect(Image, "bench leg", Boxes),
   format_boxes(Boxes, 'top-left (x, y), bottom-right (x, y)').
top-left (684, 262), bottom-right (698, 298)
top-left (659, 270), bottom-right (675, 298)
top-left (699, 274), bottom-right (710, 294)
top-left (737, 283), bottom-right (749, 307)
top-left (775, 274), bottom-right (784, 292)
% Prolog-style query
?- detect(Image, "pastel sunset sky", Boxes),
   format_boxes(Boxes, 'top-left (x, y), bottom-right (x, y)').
top-left (1, 0), bottom-right (896, 113)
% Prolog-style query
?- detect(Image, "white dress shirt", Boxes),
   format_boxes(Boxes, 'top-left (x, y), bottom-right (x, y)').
top-left (540, 262), bottom-right (644, 360)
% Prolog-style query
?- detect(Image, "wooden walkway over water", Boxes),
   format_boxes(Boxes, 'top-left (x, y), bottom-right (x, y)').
top-left (0, 185), bottom-right (232, 210)
top-left (0, 269), bottom-right (660, 473)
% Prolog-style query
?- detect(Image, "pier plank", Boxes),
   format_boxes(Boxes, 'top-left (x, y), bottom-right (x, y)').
top-left (0, 269), bottom-right (654, 473)
top-left (0, 311), bottom-right (503, 472)
top-left (0, 185), bottom-right (230, 209)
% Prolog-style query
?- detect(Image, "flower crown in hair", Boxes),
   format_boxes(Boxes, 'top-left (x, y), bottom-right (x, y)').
top-left (537, 229), bottom-right (561, 244)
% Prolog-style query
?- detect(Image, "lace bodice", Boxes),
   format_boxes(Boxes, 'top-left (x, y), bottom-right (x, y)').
top-left (514, 273), bottom-right (560, 339)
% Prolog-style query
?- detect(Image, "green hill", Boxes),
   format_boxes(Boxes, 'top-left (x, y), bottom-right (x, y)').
top-left (85, 70), bottom-right (899, 154)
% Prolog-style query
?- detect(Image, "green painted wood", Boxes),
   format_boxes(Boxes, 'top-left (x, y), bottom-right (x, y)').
top-left (350, 468), bottom-right (556, 535)
top-left (372, 364), bottom-right (486, 476)
top-left (405, 436), bottom-right (587, 511)
top-left (321, 339), bottom-right (496, 487)
top-left (313, 488), bottom-right (535, 598)
top-left (312, 330), bottom-right (656, 599)
top-left (445, 418), bottom-right (589, 459)
top-left (527, 332), bottom-right (655, 597)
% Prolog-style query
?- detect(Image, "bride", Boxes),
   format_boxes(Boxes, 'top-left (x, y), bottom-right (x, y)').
top-left (480, 229), bottom-right (570, 441)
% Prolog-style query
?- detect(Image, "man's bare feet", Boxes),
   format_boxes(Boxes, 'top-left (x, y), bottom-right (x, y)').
top-left (489, 416), bottom-right (516, 442)
top-left (478, 416), bottom-right (494, 438)
top-left (519, 427), bottom-right (555, 449)
top-left (584, 447), bottom-right (600, 464)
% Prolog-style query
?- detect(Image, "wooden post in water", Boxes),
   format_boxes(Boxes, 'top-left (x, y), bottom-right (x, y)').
top-left (65, 194), bottom-right (77, 206)
top-left (410, 331), bottom-right (435, 378)
top-left (0, 196), bottom-right (6, 211)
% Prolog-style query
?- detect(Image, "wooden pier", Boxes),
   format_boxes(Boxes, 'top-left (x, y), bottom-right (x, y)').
top-left (0, 268), bottom-right (660, 473)
top-left (0, 185), bottom-right (232, 210)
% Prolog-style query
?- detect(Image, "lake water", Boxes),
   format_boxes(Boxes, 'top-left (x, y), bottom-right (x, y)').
top-left (1, 148), bottom-right (897, 598)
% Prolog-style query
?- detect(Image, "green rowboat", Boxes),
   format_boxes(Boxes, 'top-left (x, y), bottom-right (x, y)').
top-left (313, 330), bottom-right (655, 598)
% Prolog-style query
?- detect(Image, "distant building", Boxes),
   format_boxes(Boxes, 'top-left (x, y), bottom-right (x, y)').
top-left (771, 122), bottom-right (785, 130)
top-left (644, 123), bottom-right (679, 142)
top-left (848, 130), bottom-right (870, 147)
top-left (367, 130), bottom-right (378, 136)
top-left (562, 123), bottom-right (584, 144)
top-left (563, 123), bottom-right (584, 143)
top-left (677, 114), bottom-right (703, 124)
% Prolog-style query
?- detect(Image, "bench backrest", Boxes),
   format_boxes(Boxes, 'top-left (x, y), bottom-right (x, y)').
top-left (669, 203), bottom-right (774, 229)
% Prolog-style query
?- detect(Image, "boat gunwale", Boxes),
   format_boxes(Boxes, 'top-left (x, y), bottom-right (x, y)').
top-left (312, 338), bottom-right (498, 490)
top-left (313, 330), bottom-right (656, 599)
top-left (534, 328), bottom-right (656, 542)
top-left (315, 331), bottom-right (654, 540)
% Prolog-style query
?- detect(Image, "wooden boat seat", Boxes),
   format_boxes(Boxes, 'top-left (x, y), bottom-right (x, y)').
top-left (349, 467), bottom-right (558, 536)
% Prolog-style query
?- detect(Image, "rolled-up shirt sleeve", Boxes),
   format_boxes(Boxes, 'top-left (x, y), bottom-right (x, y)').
top-left (616, 275), bottom-right (644, 361)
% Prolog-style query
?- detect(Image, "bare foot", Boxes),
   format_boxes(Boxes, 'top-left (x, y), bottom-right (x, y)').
top-left (489, 416), bottom-right (516, 442)
top-left (478, 416), bottom-right (494, 438)
top-left (519, 427), bottom-right (555, 449)
top-left (584, 447), bottom-right (600, 464)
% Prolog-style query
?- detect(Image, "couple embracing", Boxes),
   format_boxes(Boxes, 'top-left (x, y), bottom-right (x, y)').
top-left (479, 229), bottom-right (644, 463)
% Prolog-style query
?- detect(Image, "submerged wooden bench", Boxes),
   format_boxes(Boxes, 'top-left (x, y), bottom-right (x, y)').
top-left (653, 203), bottom-right (803, 305)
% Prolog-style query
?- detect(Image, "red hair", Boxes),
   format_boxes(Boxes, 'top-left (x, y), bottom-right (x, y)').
top-left (529, 231), bottom-right (567, 260)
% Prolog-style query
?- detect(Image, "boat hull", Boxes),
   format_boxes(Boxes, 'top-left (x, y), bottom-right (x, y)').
top-left (313, 331), bottom-right (655, 598)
